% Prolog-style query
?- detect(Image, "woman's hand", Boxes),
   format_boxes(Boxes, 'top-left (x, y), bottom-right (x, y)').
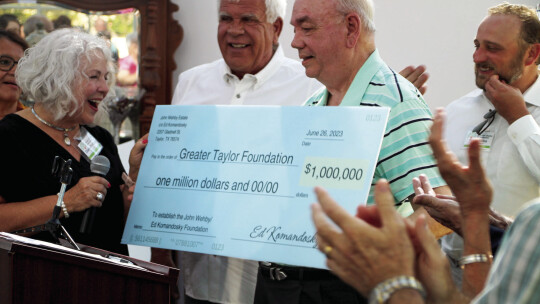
top-left (128, 133), bottom-right (149, 182)
top-left (312, 180), bottom-right (416, 296)
top-left (63, 176), bottom-right (109, 213)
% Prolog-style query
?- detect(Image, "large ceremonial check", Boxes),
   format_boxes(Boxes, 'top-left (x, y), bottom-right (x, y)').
top-left (123, 105), bottom-right (389, 268)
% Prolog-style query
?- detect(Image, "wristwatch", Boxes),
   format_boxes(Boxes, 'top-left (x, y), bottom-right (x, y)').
top-left (368, 275), bottom-right (426, 304)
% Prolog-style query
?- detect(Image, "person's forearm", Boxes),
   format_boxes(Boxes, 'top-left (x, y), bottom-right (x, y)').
top-left (0, 195), bottom-right (62, 232)
top-left (461, 212), bottom-right (492, 297)
top-left (489, 208), bottom-right (513, 230)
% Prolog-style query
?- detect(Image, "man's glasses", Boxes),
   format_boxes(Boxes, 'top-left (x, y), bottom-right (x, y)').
top-left (0, 55), bottom-right (19, 72)
top-left (472, 109), bottom-right (497, 135)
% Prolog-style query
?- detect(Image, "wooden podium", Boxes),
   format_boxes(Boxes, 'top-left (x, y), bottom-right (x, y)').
top-left (0, 233), bottom-right (179, 304)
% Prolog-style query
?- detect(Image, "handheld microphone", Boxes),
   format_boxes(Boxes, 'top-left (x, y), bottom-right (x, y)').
top-left (80, 155), bottom-right (110, 234)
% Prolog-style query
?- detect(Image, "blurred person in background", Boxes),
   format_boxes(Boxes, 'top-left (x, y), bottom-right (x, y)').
top-left (0, 30), bottom-right (28, 120)
top-left (94, 17), bottom-right (108, 33)
top-left (97, 30), bottom-right (119, 63)
top-left (23, 14), bottom-right (53, 37)
top-left (24, 15), bottom-right (53, 47)
top-left (53, 15), bottom-right (72, 30)
top-left (116, 32), bottom-right (138, 87)
top-left (0, 14), bottom-right (22, 37)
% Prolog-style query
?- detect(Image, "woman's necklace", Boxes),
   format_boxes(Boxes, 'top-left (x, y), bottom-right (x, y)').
top-left (31, 107), bottom-right (77, 146)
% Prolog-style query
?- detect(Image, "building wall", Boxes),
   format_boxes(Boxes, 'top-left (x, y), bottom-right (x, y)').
top-left (171, 0), bottom-right (539, 109)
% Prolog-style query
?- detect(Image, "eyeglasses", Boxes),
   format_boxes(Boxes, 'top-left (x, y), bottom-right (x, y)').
top-left (472, 109), bottom-right (497, 135)
top-left (0, 55), bottom-right (19, 72)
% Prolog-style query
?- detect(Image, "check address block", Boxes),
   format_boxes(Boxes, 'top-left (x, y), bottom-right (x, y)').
top-left (123, 105), bottom-right (389, 268)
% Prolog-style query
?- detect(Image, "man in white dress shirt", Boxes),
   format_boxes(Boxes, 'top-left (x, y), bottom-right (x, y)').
top-left (170, 1), bottom-right (321, 303)
top-left (445, 3), bottom-right (540, 216)
top-left (416, 3), bottom-right (540, 287)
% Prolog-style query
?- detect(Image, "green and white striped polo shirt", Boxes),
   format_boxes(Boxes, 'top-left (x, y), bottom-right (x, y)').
top-left (305, 49), bottom-right (446, 216)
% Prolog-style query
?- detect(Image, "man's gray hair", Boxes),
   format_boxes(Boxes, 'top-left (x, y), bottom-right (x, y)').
top-left (220, 0), bottom-right (286, 23)
top-left (265, 0), bottom-right (286, 23)
top-left (335, 0), bottom-right (376, 33)
top-left (16, 28), bottom-right (115, 121)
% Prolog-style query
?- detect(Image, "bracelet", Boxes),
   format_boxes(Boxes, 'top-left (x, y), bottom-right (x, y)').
top-left (57, 193), bottom-right (70, 218)
top-left (61, 201), bottom-right (70, 218)
top-left (459, 253), bottom-right (493, 269)
top-left (368, 276), bottom-right (426, 304)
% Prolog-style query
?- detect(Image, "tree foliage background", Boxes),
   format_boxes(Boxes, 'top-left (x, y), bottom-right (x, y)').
top-left (0, 3), bottom-right (138, 37)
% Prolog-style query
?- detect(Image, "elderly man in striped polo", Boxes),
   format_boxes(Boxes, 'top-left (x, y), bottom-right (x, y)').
top-left (253, 0), bottom-right (452, 303)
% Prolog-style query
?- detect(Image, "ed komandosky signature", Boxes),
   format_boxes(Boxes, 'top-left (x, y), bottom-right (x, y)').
top-left (249, 225), bottom-right (317, 248)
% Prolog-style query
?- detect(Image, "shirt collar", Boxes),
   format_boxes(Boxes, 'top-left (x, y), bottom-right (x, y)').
top-left (340, 49), bottom-right (383, 106)
top-left (221, 46), bottom-right (286, 89)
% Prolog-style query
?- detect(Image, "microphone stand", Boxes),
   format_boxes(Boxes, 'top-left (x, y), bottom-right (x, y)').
top-left (11, 156), bottom-right (80, 250)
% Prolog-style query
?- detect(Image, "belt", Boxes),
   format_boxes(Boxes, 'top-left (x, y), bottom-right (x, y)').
top-left (258, 262), bottom-right (337, 281)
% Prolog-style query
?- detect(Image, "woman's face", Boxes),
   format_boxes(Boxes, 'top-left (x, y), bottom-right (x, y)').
top-left (0, 37), bottom-right (24, 105)
top-left (71, 53), bottom-right (110, 125)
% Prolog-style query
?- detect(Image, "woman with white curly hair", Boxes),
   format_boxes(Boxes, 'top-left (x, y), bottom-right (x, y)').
top-left (0, 28), bottom-right (148, 254)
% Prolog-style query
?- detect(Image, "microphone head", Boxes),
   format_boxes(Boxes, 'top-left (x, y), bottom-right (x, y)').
top-left (90, 155), bottom-right (110, 176)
